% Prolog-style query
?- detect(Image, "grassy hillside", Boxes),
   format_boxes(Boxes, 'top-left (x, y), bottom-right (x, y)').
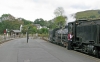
top-left (75, 10), bottom-right (100, 19)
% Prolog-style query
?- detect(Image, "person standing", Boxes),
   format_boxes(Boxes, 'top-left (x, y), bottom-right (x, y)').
top-left (67, 32), bottom-right (73, 50)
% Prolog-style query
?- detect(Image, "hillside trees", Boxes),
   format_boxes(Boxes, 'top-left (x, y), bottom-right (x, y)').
top-left (0, 20), bottom-right (24, 34)
top-left (75, 10), bottom-right (100, 19)
top-left (0, 14), bottom-right (34, 34)
top-left (0, 8), bottom-right (68, 35)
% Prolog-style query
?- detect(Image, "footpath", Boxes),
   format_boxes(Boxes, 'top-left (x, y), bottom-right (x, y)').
top-left (0, 35), bottom-right (14, 44)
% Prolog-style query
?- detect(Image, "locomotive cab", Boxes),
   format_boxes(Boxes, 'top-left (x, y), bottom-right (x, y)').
top-left (68, 19), bottom-right (100, 57)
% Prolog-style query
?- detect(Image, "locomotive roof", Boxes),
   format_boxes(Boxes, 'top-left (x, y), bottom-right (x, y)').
top-left (76, 19), bottom-right (100, 26)
top-left (66, 18), bottom-right (100, 26)
top-left (76, 19), bottom-right (88, 21)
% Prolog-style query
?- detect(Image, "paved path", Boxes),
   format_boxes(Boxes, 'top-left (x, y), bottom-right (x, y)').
top-left (0, 38), bottom-right (99, 62)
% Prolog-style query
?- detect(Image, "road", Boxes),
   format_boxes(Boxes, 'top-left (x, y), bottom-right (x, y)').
top-left (0, 38), bottom-right (100, 62)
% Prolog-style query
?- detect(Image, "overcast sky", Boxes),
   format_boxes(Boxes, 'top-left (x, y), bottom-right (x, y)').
top-left (0, 0), bottom-right (100, 22)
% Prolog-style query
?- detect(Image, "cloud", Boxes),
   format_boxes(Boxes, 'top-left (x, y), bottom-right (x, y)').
top-left (0, 0), bottom-right (100, 22)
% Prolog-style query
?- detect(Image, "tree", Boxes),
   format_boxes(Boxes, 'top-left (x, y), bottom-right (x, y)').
top-left (54, 7), bottom-right (67, 28)
top-left (21, 19), bottom-right (32, 25)
top-left (47, 20), bottom-right (56, 29)
top-left (34, 18), bottom-right (47, 26)
top-left (54, 7), bottom-right (64, 16)
top-left (34, 19), bottom-right (39, 24)
top-left (38, 28), bottom-right (48, 34)
top-left (55, 16), bottom-right (67, 28)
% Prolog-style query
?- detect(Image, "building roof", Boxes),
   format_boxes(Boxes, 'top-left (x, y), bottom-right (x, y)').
top-left (13, 30), bottom-right (21, 33)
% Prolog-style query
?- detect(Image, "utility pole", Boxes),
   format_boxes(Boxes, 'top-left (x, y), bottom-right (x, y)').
top-left (61, 28), bottom-right (63, 44)
top-left (61, 26), bottom-right (64, 45)
top-left (27, 27), bottom-right (29, 43)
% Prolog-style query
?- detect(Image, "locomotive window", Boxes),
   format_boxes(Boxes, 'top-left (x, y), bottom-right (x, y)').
top-left (68, 23), bottom-right (73, 33)
top-left (99, 26), bottom-right (100, 44)
top-left (99, 32), bottom-right (100, 44)
top-left (76, 37), bottom-right (79, 41)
